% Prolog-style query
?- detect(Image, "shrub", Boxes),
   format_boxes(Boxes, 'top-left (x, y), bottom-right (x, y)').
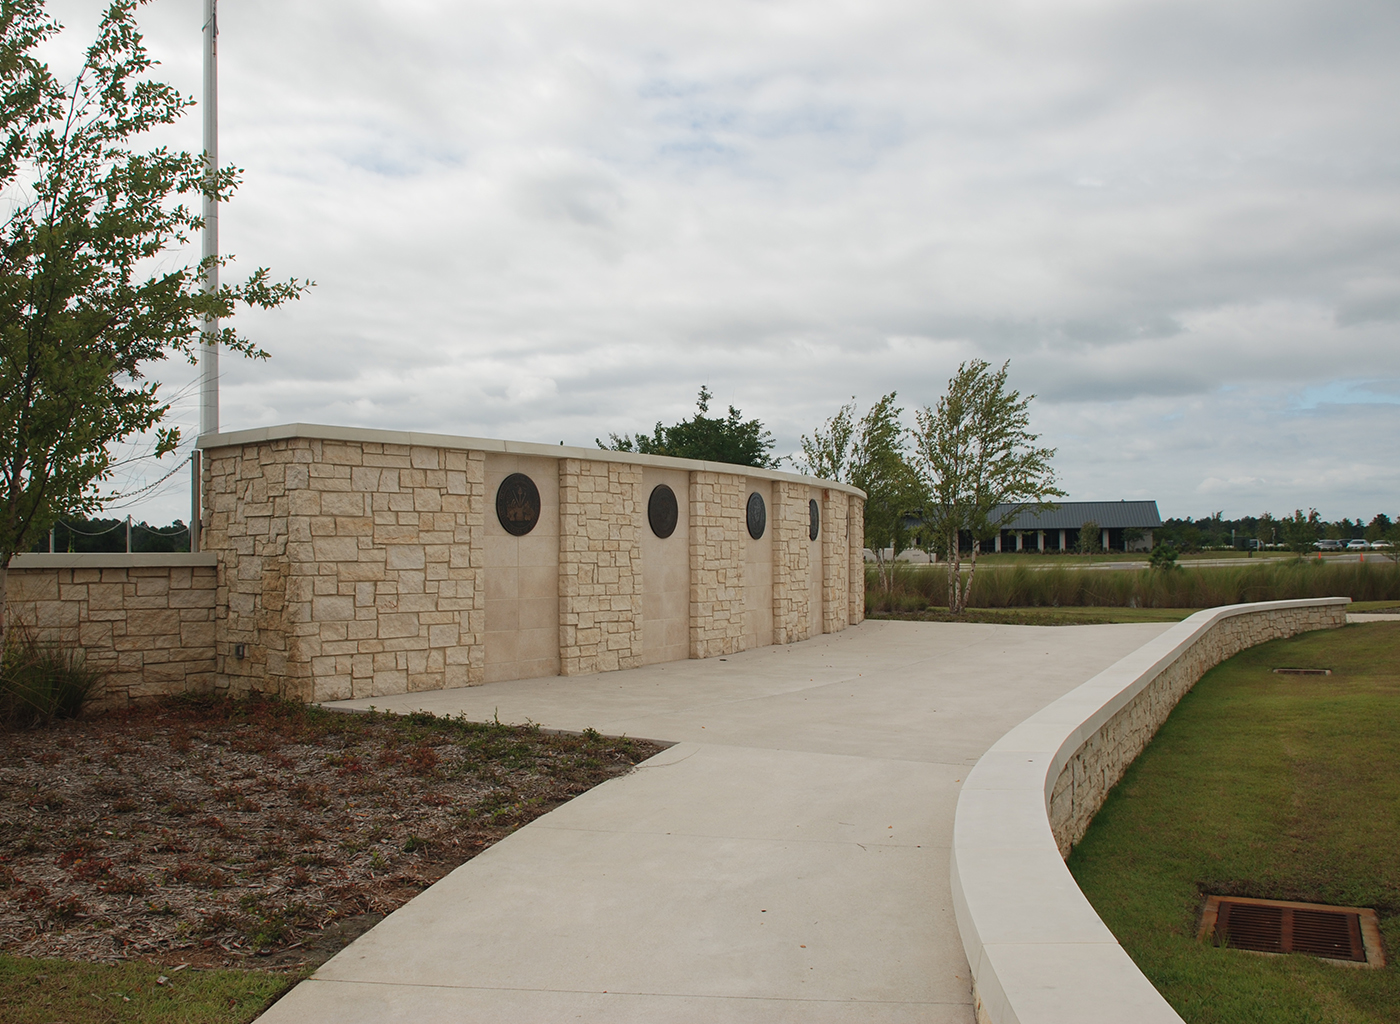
top-left (0, 628), bottom-right (104, 729)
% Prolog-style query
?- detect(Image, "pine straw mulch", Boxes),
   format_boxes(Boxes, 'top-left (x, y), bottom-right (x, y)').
top-left (0, 694), bottom-right (663, 974)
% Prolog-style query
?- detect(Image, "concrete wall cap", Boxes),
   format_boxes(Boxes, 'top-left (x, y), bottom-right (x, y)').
top-left (196, 422), bottom-right (866, 499)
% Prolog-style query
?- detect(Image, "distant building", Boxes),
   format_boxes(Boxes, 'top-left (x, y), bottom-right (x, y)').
top-left (989, 500), bottom-right (1161, 553)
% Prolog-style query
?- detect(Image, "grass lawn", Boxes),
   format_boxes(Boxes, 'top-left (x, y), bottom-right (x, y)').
top-left (0, 953), bottom-right (292, 1023)
top-left (873, 606), bottom-right (1198, 625)
top-left (1350, 600), bottom-right (1400, 614)
top-left (1068, 622), bottom-right (1400, 1024)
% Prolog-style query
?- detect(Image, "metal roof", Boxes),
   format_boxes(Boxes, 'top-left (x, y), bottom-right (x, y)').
top-left (990, 500), bottom-right (1162, 531)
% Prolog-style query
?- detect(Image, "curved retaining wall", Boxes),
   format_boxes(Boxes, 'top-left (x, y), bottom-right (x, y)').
top-left (950, 598), bottom-right (1350, 1024)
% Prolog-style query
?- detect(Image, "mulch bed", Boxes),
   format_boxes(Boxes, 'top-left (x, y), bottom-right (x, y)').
top-left (0, 695), bottom-right (662, 973)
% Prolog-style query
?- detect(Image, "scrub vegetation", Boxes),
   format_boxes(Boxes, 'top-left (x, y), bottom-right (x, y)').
top-left (866, 560), bottom-right (1400, 617)
top-left (1069, 623), bottom-right (1400, 1024)
top-left (0, 695), bottom-right (661, 1022)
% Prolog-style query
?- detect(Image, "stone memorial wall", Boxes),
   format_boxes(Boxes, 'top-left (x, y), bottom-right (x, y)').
top-left (202, 424), bottom-right (866, 702)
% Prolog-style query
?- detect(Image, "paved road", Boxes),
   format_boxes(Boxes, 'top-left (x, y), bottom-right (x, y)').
top-left (257, 619), bottom-right (1172, 1024)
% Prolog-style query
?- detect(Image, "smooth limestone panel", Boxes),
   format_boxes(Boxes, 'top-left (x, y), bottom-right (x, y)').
top-left (641, 467), bottom-right (691, 666)
top-left (743, 478), bottom-right (774, 650)
top-left (483, 454), bottom-right (560, 683)
top-left (808, 486), bottom-right (824, 638)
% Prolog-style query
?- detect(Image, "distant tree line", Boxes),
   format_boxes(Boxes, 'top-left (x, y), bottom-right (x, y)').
top-left (1158, 511), bottom-right (1397, 554)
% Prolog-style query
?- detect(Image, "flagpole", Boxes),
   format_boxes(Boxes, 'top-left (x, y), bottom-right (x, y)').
top-left (199, 0), bottom-right (219, 438)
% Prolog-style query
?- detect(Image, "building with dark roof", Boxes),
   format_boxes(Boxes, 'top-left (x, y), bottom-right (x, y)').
top-left (989, 500), bottom-right (1162, 552)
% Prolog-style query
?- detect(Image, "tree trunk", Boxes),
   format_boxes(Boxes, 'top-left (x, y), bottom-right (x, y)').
top-left (946, 529), bottom-right (961, 613)
top-left (960, 540), bottom-right (980, 612)
top-left (0, 561), bottom-right (8, 653)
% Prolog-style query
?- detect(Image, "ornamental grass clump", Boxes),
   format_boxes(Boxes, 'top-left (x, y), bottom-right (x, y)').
top-left (0, 628), bottom-right (103, 729)
top-left (867, 559), bottom-right (1400, 615)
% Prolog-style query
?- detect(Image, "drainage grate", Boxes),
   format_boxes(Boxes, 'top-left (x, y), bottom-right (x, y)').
top-left (1199, 896), bottom-right (1385, 966)
top-left (1272, 668), bottom-right (1331, 675)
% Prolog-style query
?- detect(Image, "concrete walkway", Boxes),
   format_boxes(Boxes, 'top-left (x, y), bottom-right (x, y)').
top-left (257, 619), bottom-right (1171, 1024)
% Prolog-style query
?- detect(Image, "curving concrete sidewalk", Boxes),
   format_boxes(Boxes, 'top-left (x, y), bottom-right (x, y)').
top-left (256, 619), bottom-right (1171, 1024)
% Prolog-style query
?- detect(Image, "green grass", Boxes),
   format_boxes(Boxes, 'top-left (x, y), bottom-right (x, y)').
top-left (1068, 622), bottom-right (1400, 1024)
top-left (1350, 601), bottom-right (1400, 614)
top-left (0, 954), bottom-right (294, 1024)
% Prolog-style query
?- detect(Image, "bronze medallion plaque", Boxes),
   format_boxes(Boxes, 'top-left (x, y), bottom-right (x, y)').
top-left (809, 498), bottom-right (820, 541)
top-left (496, 473), bottom-right (541, 536)
top-left (648, 484), bottom-right (678, 539)
top-left (746, 491), bottom-right (766, 540)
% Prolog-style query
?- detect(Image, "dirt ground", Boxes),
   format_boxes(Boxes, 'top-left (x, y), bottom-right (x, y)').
top-left (0, 695), bottom-right (663, 974)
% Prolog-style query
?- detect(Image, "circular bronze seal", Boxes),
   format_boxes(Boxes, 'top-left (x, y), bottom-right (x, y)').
top-left (648, 484), bottom-right (678, 539)
top-left (809, 498), bottom-right (820, 542)
top-left (496, 473), bottom-right (541, 536)
top-left (746, 491), bottom-right (766, 540)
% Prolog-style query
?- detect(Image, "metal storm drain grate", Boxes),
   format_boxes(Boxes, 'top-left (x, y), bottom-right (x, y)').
top-left (1272, 668), bottom-right (1332, 676)
top-left (1199, 896), bottom-right (1385, 966)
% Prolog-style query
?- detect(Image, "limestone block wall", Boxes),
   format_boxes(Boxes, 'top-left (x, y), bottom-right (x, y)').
top-left (688, 471), bottom-right (747, 659)
top-left (771, 480), bottom-right (810, 645)
top-left (821, 489), bottom-right (850, 635)
top-left (4, 554), bottom-right (217, 707)
top-left (206, 436), bottom-right (486, 701)
top-left (199, 425), bottom-right (866, 701)
top-left (848, 496), bottom-right (866, 626)
top-left (1048, 599), bottom-right (1348, 855)
top-left (559, 458), bottom-right (643, 676)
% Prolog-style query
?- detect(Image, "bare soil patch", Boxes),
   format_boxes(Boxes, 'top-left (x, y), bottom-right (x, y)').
top-left (0, 694), bottom-right (663, 974)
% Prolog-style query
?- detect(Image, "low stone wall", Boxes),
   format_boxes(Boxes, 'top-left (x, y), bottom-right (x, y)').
top-left (5, 553), bottom-right (218, 708)
top-left (950, 598), bottom-right (1350, 1024)
top-left (1049, 600), bottom-right (1345, 855)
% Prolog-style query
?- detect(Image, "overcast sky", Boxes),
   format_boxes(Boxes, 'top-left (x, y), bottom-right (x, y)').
top-left (45, 0), bottom-right (1400, 523)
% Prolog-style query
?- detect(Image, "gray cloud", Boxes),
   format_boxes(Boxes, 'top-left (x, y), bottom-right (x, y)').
top-left (43, 0), bottom-right (1398, 522)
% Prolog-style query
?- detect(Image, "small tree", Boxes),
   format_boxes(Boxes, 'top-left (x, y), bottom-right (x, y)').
top-left (1256, 512), bottom-right (1278, 549)
top-left (0, 0), bottom-right (308, 642)
top-left (1076, 520), bottom-right (1102, 555)
top-left (1148, 543), bottom-right (1180, 570)
top-left (913, 360), bottom-right (1061, 614)
top-left (801, 393), bottom-right (923, 593)
top-left (599, 386), bottom-right (778, 468)
top-left (798, 397), bottom-right (856, 482)
top-left (1280, 509), bottom-right (1321, 555)
top-left (848, 394), bottom-right (923, 593)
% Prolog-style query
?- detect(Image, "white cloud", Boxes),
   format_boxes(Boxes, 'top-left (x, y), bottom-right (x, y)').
top-left (37, 0), bottom-right (1398, 522)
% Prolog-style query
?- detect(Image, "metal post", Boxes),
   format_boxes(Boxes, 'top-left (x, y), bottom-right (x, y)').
top-left (126, 515), bottom-right (132, 554)
top-left (190, 451), bottom-right (202, 553)
top-left (48, 527), bottom-right (54, 553)
top-left (199, 0), bottom-right (220, 437)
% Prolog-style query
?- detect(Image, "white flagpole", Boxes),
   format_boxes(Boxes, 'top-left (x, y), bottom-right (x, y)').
top-left (199, 0), bottom-right (219, 437)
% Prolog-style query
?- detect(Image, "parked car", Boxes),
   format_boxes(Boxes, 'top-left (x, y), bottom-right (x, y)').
top-left (1372, 540), bottom-right (1394, 550)
top-left (1314, 539), bottom-right (1344, 551)
top-left (1346, 539), bottom-right (1370, 551)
